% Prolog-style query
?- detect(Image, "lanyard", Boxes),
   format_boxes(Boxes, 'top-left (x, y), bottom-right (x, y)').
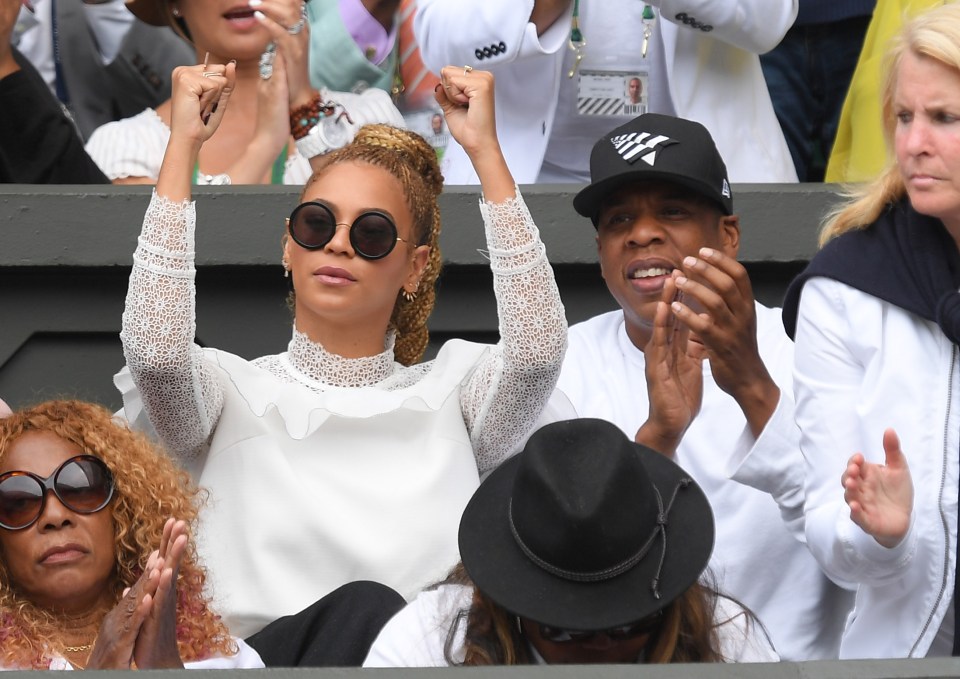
top-left (192, 145), bottom-right (288, 185)
top-left (568, 2), bottom-right (657, 77)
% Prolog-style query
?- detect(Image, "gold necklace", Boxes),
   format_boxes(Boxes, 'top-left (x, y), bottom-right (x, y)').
top-left (63, 643), bottom-right (94, 653)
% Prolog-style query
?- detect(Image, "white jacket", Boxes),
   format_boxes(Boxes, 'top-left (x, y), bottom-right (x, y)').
top-left (414, 0), bottom-right (798, 184)
top-left (793, 276), bottom-right (960, 658)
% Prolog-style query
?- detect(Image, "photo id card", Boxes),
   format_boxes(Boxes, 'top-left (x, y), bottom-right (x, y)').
top-left (577, 70), bottom-right (648, 117)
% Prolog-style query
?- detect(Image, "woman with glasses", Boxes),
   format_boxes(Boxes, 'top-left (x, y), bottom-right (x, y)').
top-left (115, 60), bottom-right (566, 642)
top-left (0, 399), bottom-right (264, 670)
top-left (364, 418), bottom-right (776, 666)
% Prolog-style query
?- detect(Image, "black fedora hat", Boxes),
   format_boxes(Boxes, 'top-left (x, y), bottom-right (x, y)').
top-left (573, 113), bottom-right (733, 225)
top-left (459, 418), bottom-right (714, 631)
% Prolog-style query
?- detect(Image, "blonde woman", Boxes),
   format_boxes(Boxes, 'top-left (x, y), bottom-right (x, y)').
top-left (782, 3), bottom-right (960, 658)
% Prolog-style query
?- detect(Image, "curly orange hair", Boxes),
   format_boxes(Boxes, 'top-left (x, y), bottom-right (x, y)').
top-left (0, 400), bottom-right (235, 669)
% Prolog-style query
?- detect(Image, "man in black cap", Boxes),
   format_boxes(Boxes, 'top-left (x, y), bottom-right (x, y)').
top-left (556, 113), bottom-right (851, 661)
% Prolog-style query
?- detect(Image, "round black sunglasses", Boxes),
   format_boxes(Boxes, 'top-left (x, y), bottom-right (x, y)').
top-left (287, 201), bottom-right (412, 260)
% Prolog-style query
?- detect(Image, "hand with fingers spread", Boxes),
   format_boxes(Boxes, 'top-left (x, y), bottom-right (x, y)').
top-left (669, 246), bottom-right (779, 438)
top-left (636, 277), bottom-right (703, 457)
top-left (843, 429), bottom-right (914, 549)
top-left (85, 552), bottom-right (162, 669)
top-left (134, 518), bottom-right (189, 669)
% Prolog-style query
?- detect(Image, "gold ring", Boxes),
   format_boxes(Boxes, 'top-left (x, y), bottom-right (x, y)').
top-left (463, 65), bottom-right (473, 75)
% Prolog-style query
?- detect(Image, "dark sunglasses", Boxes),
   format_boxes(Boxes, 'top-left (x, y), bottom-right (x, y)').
top-left (535, 610), bottom-right (663, 644)
top-left (0, 455), bottom-right (115, 530)
top-left (287, 201), bottom-right (412, 260)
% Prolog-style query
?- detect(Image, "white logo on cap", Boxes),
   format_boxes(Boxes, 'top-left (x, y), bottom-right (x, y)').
top-left (721, 178), bottom-right (731, 198)
top-left (610, 132), bottom-right (675, 166)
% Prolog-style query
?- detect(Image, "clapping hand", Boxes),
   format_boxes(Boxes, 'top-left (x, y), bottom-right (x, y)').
top-left (636, 276), bottom-right (704, 456)
top-left (843, 429), bottom-right (914, 548)
top-left (134, 518), bottom-right (189, 669)
top-left (86, 552), bottom-right (162, 669)
top-left (668, 246), bottom-right (780, 438)
top-left (86, 518), bottom-right (189, 670)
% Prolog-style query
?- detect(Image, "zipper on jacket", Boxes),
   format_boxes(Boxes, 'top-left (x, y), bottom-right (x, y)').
top-left (911, 345), bottom-right (957, 656)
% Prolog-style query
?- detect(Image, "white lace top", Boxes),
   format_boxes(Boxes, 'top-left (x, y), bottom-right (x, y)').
top-left (116, 189), bottom-right (567, 637)
top-left (85, 109), bottom-right (313, 184)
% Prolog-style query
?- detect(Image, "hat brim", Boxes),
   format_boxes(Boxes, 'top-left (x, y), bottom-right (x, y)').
top-left (573, 170), bottom-right (732, 224)
top-left (125, 0), bottom-right (169, 27)
top-left (459, 444), bottom-right (714, 631)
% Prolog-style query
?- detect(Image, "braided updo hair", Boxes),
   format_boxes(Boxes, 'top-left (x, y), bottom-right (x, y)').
top-left (301, 124), bottom-right (444, 366)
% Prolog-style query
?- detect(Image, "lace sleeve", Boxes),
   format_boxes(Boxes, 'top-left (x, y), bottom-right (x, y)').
top-left (460, 189), bottom-right (567, 473)
top-left (119, 192), bottom-right (224, 459)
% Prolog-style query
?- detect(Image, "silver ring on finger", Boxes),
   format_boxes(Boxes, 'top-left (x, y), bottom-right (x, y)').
top-left (201, 71), bottom-right (220, 78)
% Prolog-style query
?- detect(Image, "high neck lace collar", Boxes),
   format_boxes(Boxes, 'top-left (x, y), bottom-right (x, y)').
top-left (287, 327), bottom-right (397, 388)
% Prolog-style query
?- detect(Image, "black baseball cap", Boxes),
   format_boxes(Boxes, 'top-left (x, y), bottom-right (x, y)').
top-left (573, 114), bottom-right (733, 225)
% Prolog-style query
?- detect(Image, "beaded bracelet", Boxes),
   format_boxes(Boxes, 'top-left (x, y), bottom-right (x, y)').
top-left (290, 93), bottom-right (333, 140)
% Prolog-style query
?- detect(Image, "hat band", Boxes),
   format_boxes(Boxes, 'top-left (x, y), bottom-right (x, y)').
top-left (507, 478), bottom-right (691, 593)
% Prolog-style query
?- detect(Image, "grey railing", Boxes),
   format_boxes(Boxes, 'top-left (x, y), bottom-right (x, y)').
top-left (0, 183), bottom-right (837, 409)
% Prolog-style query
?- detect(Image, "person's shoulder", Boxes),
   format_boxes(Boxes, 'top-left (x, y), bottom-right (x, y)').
top-left (364, 584), bottom-right (470, 668)
top-left (430, 338), bottom-right (498, 374)
top-left (184, 638), bottom-right (265, 669)
top-left (568, 310), bottom-right (622, 343)
top-left (713, 594), bottom-right (780, 662)
top-left (753, 301), bottom-right (790, 342)
top-left (562, 311), bottom-right (626, 383)
top-left (88, 108), bottom-right (167, 140)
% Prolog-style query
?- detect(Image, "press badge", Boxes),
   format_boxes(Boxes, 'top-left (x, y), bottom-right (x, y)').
top-left (577, 70), bottom-right (648, 117)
